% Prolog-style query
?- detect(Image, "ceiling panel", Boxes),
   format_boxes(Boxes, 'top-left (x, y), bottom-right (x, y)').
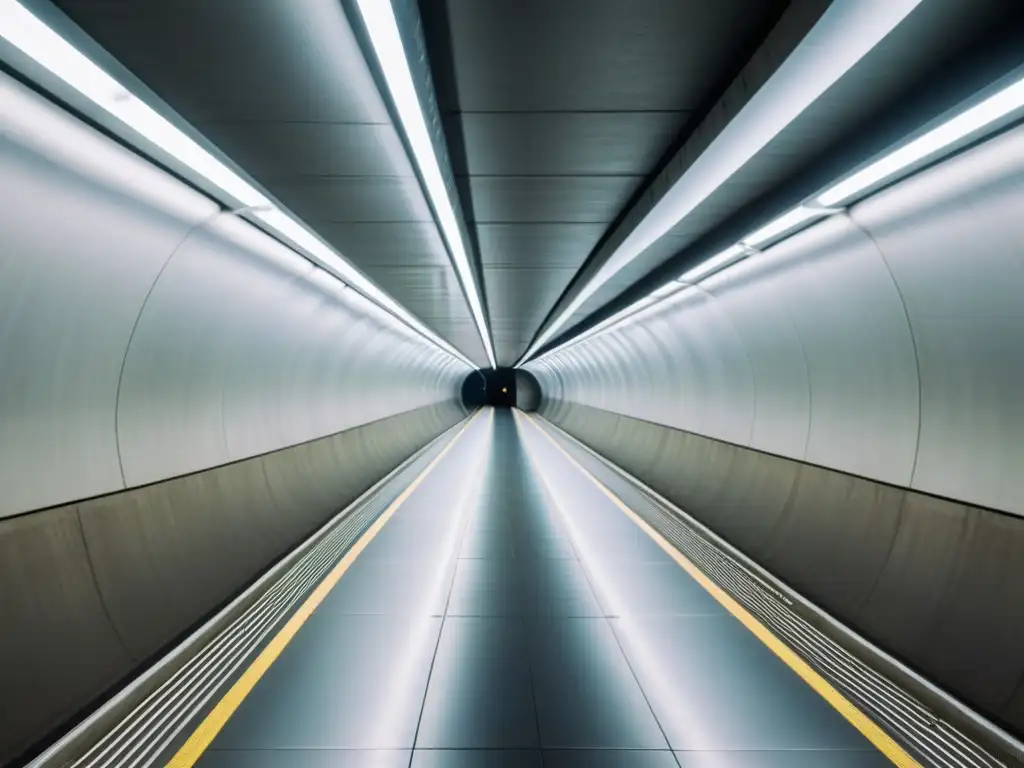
top-left (57, 0), bottom-right (393, 123)
top-left (485, 266), bottom-right (580, 366)
top-left (192, 122), bottom-right (413, 179)
top-left (459, 112), bottom-right (686, 175)
top-left (476, 224), bottom-right (606, 268)
top-left (364, 265), bottom-right (469, 316)
top-left (270, 177), bottom-right (434, 224)
top-left (425, 0), bottom-right (789, 364)
top-left (314, 222), bottom-right (450, 268)
top-left (469, 177), bottom-right (641, 224)
top-left (444, 0), bottom-right (782, 112)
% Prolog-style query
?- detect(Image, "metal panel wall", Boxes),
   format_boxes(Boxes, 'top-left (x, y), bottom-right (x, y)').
top-left (529, 121), bottom-right (1024, 515)
top-left (0, 70), bottom-right (467, 519)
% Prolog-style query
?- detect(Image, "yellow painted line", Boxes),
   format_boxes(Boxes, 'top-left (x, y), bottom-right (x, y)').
top-left (516, 410), bottom-right (921, 768)
top-left (166, 408), bottom-right (487, 767)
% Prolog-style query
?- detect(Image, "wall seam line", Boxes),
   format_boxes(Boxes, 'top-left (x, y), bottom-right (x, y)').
top-left (112, 210), bottom-right (223, 488)
top-left (844, 211), bottom-right (924, 489)
top-left (74, 507), bottom-right (135, 662)
top-left (693, 283), bottom-right (760, 446)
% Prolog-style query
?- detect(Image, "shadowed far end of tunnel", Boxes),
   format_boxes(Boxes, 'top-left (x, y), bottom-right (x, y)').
top-left (462, 368), bottom-right (540, 410)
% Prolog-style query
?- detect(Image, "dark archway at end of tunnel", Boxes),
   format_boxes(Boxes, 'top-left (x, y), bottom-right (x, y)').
top-left (461, 368), bottom-right (542, 410)
top-left (462, 368), bottom-right (525, 408)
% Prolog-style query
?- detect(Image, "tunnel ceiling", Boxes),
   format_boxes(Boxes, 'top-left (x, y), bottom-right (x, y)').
top-left (53, 0), bottom-right (1022, 369)
top-left (419, 0), bottom-right (790, 366)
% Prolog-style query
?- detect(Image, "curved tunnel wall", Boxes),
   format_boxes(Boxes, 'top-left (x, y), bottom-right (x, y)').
top-left (527, 122), bottom-right (1024, 733)
top-left (0, 72), bottom-right (468, 762)
top-left (515, 369), bottom-right (541, 412)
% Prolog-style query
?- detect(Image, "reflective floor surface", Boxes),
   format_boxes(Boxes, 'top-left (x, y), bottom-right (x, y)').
top-left (193, 408), bottom-right (891, 767)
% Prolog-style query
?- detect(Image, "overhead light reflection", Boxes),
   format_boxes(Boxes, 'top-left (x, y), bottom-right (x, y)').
top-left (370, 412), bottom-right (492, 747)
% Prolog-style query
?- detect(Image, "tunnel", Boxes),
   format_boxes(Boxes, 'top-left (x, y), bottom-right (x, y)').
top-left (1, 1), bottom-right (1024, 767)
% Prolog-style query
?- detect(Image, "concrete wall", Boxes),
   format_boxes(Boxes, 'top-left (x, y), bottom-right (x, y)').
top-left (527, 121), bottom-right (1024, 734)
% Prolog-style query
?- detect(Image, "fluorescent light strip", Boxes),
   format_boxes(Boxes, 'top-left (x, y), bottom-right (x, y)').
top-left (742, 205), bottom-right (825, 248)
top-left (0, 0), bottom-right (267, 207)
top-left (354, 0), bottom-right (496, 369)
top-left (529, 71), bottom-right (1024, 368)
top-left (533, 199), bottom-right (851, 362)
top-left (536, 296), bottom-right (654, 361)
top-left (251, 208), bottom-right (470, 363)
top-left (0, 0), bottom-right (474, 370)
top-left (534, 281), bottom-right (691, 362)
top-left (520, 0), bottom-right (925, 364)
top-left (818, 73), bottom-right (1024, 206)
top-left (680, 244), bottom-right (747, 283)
top-left (537, 285), bottom-right (701, 363)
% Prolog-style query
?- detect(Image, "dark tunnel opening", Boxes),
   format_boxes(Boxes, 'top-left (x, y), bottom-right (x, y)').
top-left (461, 368), bottom-right (519, 408)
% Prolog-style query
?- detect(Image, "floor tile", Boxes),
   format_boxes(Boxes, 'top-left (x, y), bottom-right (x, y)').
top-left (525, 618), bottom-right (668, 749)
top-left (411, 749), bottom-right (543, 767)
top-left (198, 749), bottom-right (410, 767)
top-left (544, 749), bottom-right (678, 766)
top-left (614, 615), bottom-right (877, 752)
top-left (416, 618), bottom-right (539, 748)
top-left (208, 614), bottom-right (440, 750)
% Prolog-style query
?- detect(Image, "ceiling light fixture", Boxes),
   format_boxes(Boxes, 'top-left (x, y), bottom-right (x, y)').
top-left (0, 0), bottom-right (267, 207)
top-left (526, 67), bottom-right (1024, 368)
top-left (741, 205), bottom-right (825, 249)
top-left (817, 73), bottom-right (1024, 207)
top-left (518, 0), bottom-right (925, 365)
top-left (354, 0), bottom-right (496, 369)
top-left (679, 244), bottom-right (747, 284)
top-left (0, 0), bottom-right (474, 370)
top-left (536, 290), bottom-right (682, 362)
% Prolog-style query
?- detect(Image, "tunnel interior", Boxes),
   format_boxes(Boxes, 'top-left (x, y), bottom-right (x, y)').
top-left (2, 0), bottom-right (1024, 766)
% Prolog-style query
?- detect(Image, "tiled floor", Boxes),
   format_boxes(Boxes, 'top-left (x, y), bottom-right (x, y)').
top-left (197, 410), bottom-right (890, 767)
